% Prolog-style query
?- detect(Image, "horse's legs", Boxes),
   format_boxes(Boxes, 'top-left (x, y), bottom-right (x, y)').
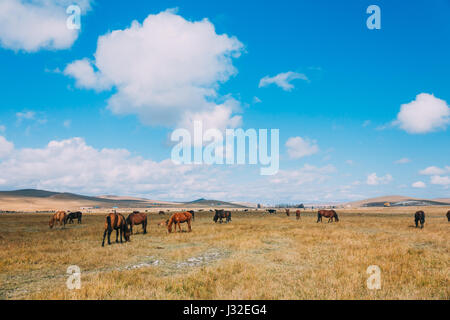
top-left (107, 229), bottom-right (112, 245)
top-left (119, 228), bottom-right (123, 243)
top-left (130, 222), bottom-right (133, 235)
top-left (187, 219), bottom-right (192, 232)
top-left (143, 220), bottom-right (147, 234)
top-left (102, 229), bottom-right (107, 247)
top-left (116, 228), bottom-right (119, 243)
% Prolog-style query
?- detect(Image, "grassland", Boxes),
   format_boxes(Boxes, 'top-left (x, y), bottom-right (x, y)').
top-left (0, 207), bottom-right (449, 300)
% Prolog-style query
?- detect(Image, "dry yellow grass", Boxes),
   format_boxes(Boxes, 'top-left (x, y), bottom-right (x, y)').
top-left (0, 207), bottom-right (449, 300)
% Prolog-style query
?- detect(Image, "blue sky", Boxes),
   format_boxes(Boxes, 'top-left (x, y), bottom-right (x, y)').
top-left (0, 0), bottom-right (449, 203)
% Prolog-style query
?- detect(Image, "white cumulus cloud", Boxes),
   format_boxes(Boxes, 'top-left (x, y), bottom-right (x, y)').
top-left (430, 175), bottom-right (450, 186)
top-left (259, 71), bottom-right (308, 91)
top-left (412, 181), bottom-right (426, 188)
top-left (419, 166), bottom-right (449, 175)
top-left (286, 137), bottom-right (319, 159)
top-left (0, 136), bottom-right (14, 158)
top-left (0, 0), bottom-right (92, 52)
top-left (394, 93), bottom-right (449, 134)
top-left (64, 9), bottom-right (244, 129)
top-left (366, 173), bottom-right (393, 185)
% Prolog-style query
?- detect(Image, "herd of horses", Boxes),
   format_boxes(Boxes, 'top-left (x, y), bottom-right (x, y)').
top-left (48, 208), bottom-right (450, 247)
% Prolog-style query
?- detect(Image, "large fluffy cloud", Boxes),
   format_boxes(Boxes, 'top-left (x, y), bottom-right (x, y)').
top-left (0, 136), bottom-right (222, 198)
top-left (64, 9), bottom-right (244, 129)
top-left (285, 137), bottom-right (319, 159)
top-left (0, 135), bottom-right (349, 203)
top-left (0, 0), bottom-right (91, 52)
top-left (394, 93), bottom-right (449, 134)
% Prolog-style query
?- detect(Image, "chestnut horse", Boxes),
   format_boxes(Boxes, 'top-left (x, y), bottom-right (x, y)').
top-left (126, 211), bottom-right (147, 234)
top-left (447, 210), bottom-right (450, 222)
top-left (295, 210), bottom-right (301, 220)
top-left (285, 209), bottom-right (290, 217)
top-left (167, 212), bottom-right (192, 233)
top-left (317, 210), bottom-right (339, 223)
top-left (49, 211), bottom-right (66, 229)
top-left (102, 212), bottom-right (131, 247)
top-left (415, 211), bottom-right (425, 229)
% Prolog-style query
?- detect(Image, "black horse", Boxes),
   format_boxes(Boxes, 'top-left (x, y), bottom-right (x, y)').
top-left (447, 211), bottom-right (450, 222)
top-left (214, 209), bottom-right (231, 223)
top-left (267, 209), bottom-right (276, 214)
top-left (66, 211), bottom-right (82, 224)
top-left (415, 211), bottom-right (425, 229)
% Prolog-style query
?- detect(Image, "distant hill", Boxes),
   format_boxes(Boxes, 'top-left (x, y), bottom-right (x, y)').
top-left (345, 195), bottom-right (450, 208)
top-left (186, 198), bottom-right (247, 208)
top-left (0, 189), bottom-right (248, 211)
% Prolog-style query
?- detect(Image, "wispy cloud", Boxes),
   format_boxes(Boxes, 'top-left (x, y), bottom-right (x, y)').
top-left (259, 71), bottom-right (308, 91)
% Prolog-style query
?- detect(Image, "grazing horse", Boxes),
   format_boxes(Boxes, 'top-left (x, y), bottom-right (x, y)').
top-left (285, 209), bottom-right (290, 217)
top-left (126, 211), bottom-right (147, 234)
top-left (317, 210), bottom-right (339, 223)
top-left (167, 212), bottom-right (192, 233)
top-left (188, 210), bottom-right (195, 221)
top-left (101, 212), bottom-right (130, 247)
top-left (267, 209), bottom-right (276, 214)
top-left (415, 211), bottom-right (425, 229)
top-left (49, 211), bottom-right (66, 229)
top-left (66, 211), bottom-right (82, 224)
top-left (214, 209), bottom-right (232, 223)
top-left (447, 211), bottom-right (450, 222)
top-left (295, 210), bottom-right (301, 220)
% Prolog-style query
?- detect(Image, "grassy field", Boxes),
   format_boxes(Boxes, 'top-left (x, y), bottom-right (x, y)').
top-left (0, 207), bottom-right (449, 300)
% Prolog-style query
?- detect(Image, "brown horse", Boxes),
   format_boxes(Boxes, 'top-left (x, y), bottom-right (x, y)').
top-left (447, 211), bottom-right (450, 222)
top-left (295, 210), bottom-right (301, 220)
top-left (214, 209), bottom-right (231, 223)
top-left (317, 210), bottom-right (339, 223)
top-left (167, 212), bottom-right (192, 233)
top-left (102, 212), bottom-right (131, 246)
top-left (285, 209), bottom-right (290, 217)
top-left (126, 211), bottom-right (147, 234)
top-left (49, 211), bottom-right (66, 228)
top-left (415, 211), bottom-right (425, 229)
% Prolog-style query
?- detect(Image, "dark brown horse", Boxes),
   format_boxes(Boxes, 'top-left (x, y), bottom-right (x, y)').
top-left (188, 210), bottom-right (195, 221)
top-left (447, 211), bottom-right (450, 222)
top-left (214, 209), bottom-right (231, 223)
top-left (295, 210), bottom-right (301, 220)
top-left (317, 210), bottom-right (339, 223)
top-left (285, 209), bottom-right (290, 216)
top-left (126, 211), bottom-right (147, 234)
top-left (415, 211), bottom-right (425, 229)
top-left (65, 211), bottom-right (82, 224)
top-left (49, 211), bottom-right (66, 228)
top-left (167, 212), bottom-right (192, 233)
top-left (102, 212), bottom-right (131, 246)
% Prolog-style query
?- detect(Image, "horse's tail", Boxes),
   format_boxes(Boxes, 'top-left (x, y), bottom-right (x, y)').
top-left (334, 211), bottom-right (339, 222)
top-left (106, 215), bottom-right (113, 232)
